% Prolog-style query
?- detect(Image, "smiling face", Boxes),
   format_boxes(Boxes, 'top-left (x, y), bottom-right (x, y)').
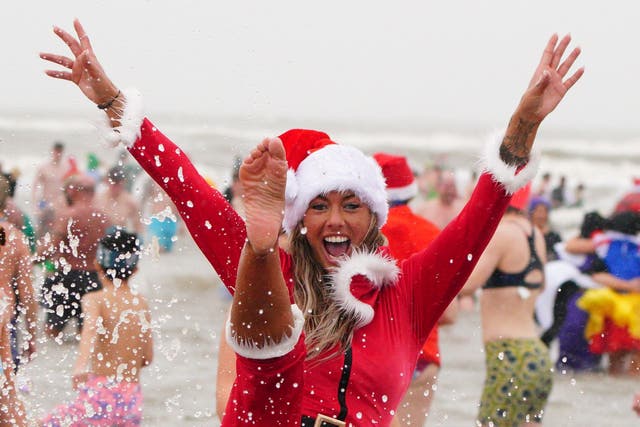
top-left (302, 190), bottom-right (373, 269)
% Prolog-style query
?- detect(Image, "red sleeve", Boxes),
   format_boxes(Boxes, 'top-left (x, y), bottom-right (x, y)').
top-left (128, 118), bottom-right (246, 293)
top-left (401, 173), bottom-right (511, 342)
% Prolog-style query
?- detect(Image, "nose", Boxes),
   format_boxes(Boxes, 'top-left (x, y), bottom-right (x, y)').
top-left (326, 205), bottom-right (346, 229)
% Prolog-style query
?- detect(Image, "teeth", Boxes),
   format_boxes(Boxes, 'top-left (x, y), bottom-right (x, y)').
top-left (324, 235), bottom-right (349, 243)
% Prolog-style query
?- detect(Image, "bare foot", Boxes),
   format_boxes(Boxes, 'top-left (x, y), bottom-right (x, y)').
top-left (239, 137), bottom-right (288, 254)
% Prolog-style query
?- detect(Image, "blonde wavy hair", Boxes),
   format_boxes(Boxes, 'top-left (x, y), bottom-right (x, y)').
top-left (290, 212), bottom-right (385, 362)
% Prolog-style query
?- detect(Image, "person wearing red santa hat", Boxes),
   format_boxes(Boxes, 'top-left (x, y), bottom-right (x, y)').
top-left (373, 152), bottom-right (458, 427)
top-left (42, 19), bottom-right (583, 427)
top-left (459, 183), bottom-right (554, 426)
top-left (614, 177), bottom-right (640, 214)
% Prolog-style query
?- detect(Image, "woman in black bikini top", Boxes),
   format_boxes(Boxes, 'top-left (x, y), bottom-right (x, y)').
top-left (460, 186), bottom-right (552, 426)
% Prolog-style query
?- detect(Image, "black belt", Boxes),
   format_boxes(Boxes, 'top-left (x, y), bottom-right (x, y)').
top-left (301, 414), bottom-right (346, 426)
top-left (300, 347), bottom-right (353, 426)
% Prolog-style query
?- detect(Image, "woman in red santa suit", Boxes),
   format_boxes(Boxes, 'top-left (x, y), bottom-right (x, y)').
top-left (41, 20), bottom-right (583, 426)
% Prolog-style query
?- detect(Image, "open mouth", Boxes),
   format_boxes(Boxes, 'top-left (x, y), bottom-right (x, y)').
top-left (323, 235), bottom-right (351, 259)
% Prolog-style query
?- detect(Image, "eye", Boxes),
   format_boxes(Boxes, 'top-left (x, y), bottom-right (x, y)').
top-left (310, 202), bottom-right (328, 211)
top-left (344, 202), bottom-right (361, 211)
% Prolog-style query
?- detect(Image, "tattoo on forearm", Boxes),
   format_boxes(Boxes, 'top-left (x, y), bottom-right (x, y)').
top-left (500, 118), bottom-right (538, 166)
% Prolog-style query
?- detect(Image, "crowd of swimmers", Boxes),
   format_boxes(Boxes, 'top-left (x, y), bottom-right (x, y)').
top-left (0, 17), bottom-right (639, 427)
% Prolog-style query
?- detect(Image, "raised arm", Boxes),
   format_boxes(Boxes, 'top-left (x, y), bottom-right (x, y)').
top-left (40, 19), bottom-right (122, 126)
top-left (500, 34), bottom-right (583, 167)
top-left (41, 20), bottom-right (247, 291)
top-left (404, 34), bottom-right (583, 342)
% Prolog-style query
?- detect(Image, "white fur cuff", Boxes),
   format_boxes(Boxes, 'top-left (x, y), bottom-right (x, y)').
top-left (479, 131), bottom-right (541, 195)
top-left (96, 87), bottom-right (144, 148)
top-left (225, 304), bottom-right (304, 360)
top-left (329, 251), bottom-right (399, 328)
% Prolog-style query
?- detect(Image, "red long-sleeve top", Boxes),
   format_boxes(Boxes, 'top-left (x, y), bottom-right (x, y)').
top-left (130, 119), bottom-right (511, 425)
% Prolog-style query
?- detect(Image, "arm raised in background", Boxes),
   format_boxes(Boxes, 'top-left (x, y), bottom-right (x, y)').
top-left (406, 34), bottom-right (584, 343)
top-left (40, 19), bottom-right (246, 292)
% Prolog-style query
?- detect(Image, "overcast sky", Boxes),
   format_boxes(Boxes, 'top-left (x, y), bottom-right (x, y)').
top-left (3, 1), bottom-right (640, 134)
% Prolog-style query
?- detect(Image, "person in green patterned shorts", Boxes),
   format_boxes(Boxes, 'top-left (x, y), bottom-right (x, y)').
top-left (461, 183), bottom-right (553, 426)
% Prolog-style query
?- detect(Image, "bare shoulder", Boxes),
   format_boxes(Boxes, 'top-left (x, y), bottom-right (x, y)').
top-left (492, 220), bottom-right (523, 248)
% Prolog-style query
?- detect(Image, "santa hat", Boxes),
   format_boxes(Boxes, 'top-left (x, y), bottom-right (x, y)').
top-left (373, 152), bottom-right (418, 202)
top-left (280, 129), bottom-right (388, 234)
top-left (509, 182), bottom-right (532, 211)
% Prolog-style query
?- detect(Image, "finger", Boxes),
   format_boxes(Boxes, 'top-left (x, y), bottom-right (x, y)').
top-left (557, 47), bottom-right (581, 78)
top-left (39, 53), bottom-right (74, 69)
top-left (44, 69), bottom-right (73, 81)
top-left (563, 67), bottom-right (585, 91)
top-left (538, 33), bottom-right (559, 66)
top-left (73, 19), bottom-right (94, 53)
top-left (550, 34), bottom-right (571, 69)
top-left (53, 25), bottom-right (83, 57)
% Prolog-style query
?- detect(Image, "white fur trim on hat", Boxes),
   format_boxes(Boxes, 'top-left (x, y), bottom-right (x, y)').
top-left (328, 250), bottom-right (399, 328)
top-left (225, 304), bottom-right (304, 360)
top-left (283, 145), bottom-right (388, 233)
top-left (479, 131), bottom-right (541, 195)
top-left (96, 87), bottom-right (144, 148)
top-left (386, 181), bottom-right (418, 202)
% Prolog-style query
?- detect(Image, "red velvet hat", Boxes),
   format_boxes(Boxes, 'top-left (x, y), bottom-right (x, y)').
top-left (278, 129), bottom-right (388, 233)
top-left (373, 152), bottom-right (418, 202)
top-left (509, 182), bottom-right (532, 211)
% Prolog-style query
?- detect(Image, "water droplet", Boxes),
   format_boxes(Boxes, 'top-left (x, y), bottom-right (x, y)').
top-left (186, 201), bottom-right (194, 208)
top-left (356, 412), bottom-right (363, 419)
top-left (467, 253), bottom-right (473, 261)
top-left (382, 394), bottom-right (388, 403)
top-left (177, 167), bottom-right (184, 182)
top-left (158, 143), bottom-right (165, 152)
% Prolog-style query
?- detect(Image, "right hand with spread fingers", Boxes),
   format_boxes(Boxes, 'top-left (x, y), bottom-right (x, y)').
top-left (40, 19), bottom-right (121, 110)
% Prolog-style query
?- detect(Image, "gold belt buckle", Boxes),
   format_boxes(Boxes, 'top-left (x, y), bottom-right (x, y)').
top-left (314, 413), bottom-right (346, 427)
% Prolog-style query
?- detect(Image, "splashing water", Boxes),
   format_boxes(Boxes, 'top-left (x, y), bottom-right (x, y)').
top-left (110, 309), bottom-right (152, 345)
